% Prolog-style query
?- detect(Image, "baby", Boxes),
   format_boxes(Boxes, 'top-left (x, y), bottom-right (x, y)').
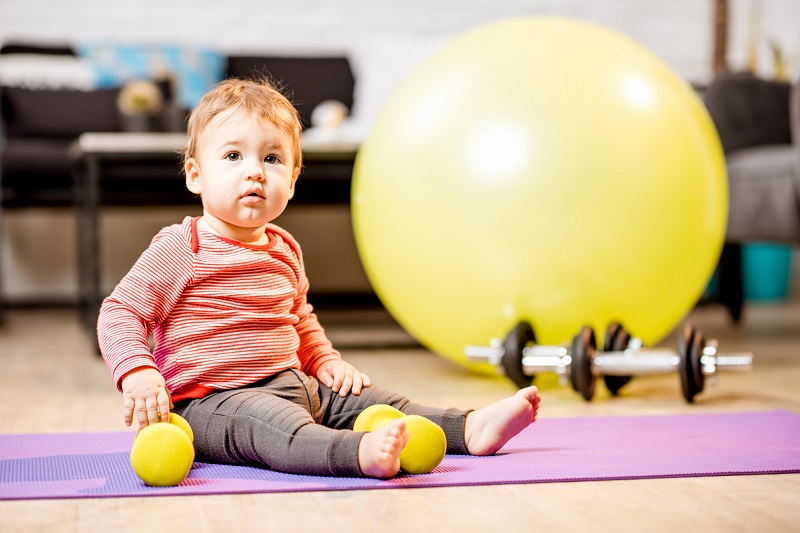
top-left (98, 77), bottom-right (541, 478)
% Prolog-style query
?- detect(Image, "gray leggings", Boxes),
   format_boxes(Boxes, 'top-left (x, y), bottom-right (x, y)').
top-left (173, 369), bottom-right (471, 477)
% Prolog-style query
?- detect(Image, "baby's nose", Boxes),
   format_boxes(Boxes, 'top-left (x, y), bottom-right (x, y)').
top-left (247, 164), bottom-right (266, 181)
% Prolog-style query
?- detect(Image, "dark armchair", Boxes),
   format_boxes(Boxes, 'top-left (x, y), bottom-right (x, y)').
top-left (703, 72), bottom-right (800, 321)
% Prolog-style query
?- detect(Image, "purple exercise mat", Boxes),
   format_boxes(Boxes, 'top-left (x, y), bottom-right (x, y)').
top-left (2, 410), bottom-right (799, 500)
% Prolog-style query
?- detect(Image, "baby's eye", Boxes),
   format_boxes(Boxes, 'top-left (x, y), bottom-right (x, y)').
top-left (225, 152), bottom-right (241, 161)
top-left (265, 155), bottom-right (280, 164)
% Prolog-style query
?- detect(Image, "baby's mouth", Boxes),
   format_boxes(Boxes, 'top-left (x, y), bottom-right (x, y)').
top-left (242, 188), bottom-right (264, 199)
top-left (241, 188), bottom-right (265, 204)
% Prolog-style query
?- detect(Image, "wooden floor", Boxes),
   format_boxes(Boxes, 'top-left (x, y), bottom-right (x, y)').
top-left (1, 298), bottom-right (799, 532)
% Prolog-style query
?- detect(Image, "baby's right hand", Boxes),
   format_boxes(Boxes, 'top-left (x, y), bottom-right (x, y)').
top-left (120, 367), bottom-right (173, 429)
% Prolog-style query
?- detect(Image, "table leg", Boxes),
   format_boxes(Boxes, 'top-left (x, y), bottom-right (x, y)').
top-left (76, 155), bottom-right (102, 333)
top-left (0, 168), bottom-right (5, 325)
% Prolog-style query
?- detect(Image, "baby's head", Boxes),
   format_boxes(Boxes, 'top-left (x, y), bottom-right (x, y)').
top-left (183, 77), bottom-right (303, 172)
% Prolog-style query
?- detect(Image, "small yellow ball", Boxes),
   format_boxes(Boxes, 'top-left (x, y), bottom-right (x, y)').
top-left (397, 415), bottom-right (447, 475)
top-left (167, 413), bottom-right (194, 443)
top-left (130, 417), bottom-right (195, 487)
top-left (133, 412), bottom-right (194, 442)
top-left (354, 404), bottom-right (447, 474)
top-left (353, 404), bottom-right (404, 433)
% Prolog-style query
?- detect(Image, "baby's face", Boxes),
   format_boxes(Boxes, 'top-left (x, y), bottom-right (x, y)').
top-left (186, 108), bottom-right (300, 240)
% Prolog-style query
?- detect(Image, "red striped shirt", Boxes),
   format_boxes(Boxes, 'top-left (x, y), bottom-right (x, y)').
top-left (98, 216), bottom-right (341, 402)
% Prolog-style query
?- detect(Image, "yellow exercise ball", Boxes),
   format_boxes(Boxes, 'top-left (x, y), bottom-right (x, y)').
top-left (351, 17), bottom-right (727, 374)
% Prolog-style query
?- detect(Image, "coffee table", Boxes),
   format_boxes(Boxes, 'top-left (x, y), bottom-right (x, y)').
top-left (71, 132), bottom-right (359, 332)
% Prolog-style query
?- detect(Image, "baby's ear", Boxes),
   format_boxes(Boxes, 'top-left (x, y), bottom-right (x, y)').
top-left (185, 158), bottom-right (202, 195)
top-left (288, 167), bottom-right (300, 199)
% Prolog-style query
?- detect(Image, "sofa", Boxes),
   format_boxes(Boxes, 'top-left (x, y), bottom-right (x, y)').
top-left (703, 72), bottom-right (800, 321)
top-left (0, 42), bottom-right (359, 318)
top-left (0, 42), bottom-right (356, 207)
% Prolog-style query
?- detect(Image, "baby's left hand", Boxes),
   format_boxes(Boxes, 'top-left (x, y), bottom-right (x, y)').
top-left (317, 360), bottom-right (371, 397)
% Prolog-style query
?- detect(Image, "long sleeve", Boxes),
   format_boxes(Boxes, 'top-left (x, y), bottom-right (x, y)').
top-left (98, 227), bottom-right (195, 391)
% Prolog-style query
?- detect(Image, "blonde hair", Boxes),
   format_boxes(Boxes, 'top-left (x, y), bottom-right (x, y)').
top-left (183, 76), bottom-right (303, 171)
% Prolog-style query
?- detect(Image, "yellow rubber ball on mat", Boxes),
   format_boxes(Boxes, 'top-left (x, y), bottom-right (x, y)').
top-left (353, 404), bottom-right (405, 432)
top-left (166, 412), bottom-right (194, 443)
top-left (398, 415), bottom-right (447, 475)
top-left (130, 414), bottom-right (195, 486)
top-left (352, 17), bottom-right (727, 374)
top-left (354, 405), bottom-right (447, 474)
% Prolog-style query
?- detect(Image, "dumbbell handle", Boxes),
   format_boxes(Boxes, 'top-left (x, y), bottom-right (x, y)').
top-left (595, 346), bottom-right (753, 376)
top-left (593, 351), bottom-right (679, 375)
top-left (465, 343), bottom-right (571, 376)
top-left (464, 343), bottom-right (504, 365)
top-left (700, 353), bottom-right (753, 375)
top-left (521, 346), bottom-right (571, 375)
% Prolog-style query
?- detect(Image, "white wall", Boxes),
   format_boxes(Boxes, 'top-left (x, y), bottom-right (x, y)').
top-left (2, 0), bottom-right (798, 83)
top-left (1, 0), bottom-right (798, 303)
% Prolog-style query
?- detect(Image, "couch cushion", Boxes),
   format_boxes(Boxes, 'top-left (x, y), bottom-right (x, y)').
top-left (704, 73), bottom-right (791, 153)
top-left (1, 137), bottom-right (72, 174)
top-left (726, 145), bottom-right (800, 242)
top-left (1, 85), bottom-right (123, 137)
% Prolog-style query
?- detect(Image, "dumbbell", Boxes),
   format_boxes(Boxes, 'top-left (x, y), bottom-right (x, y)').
top-left (601, 322), bottom-right (632, 396)
top-left (465, 322), bottom-right (753, 402)
top-left (587, 323), bottom-right (753, 402)
top-left (464, 322), bottom-right (604, 398)
top-left (464, 323), bottom-right (631, 400)
top-left (464, 321), bottom-right (571, 389)
top-left (572, 322), bottom-right (641, 401)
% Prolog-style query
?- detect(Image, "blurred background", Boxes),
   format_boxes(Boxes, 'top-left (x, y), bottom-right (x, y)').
top-left (0, 0), bottom-right (798, 310)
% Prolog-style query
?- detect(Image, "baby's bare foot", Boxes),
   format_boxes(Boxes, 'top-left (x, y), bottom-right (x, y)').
top-left (358, 418), bottom-right (408, 478)
top-left (464, 386), bottom-right (541, 456)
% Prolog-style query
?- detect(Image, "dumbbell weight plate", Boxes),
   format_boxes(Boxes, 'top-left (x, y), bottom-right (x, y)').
top-left (502, 321), bottom-right (536, 389)
top-left (602, 322), bottom-right (632, 396)
top-left (570, 326), bottom-right (597, 401)
top-left (678, 324), bottom-right (700, 403)
top-left (690, 328), bottom-right (706, 396)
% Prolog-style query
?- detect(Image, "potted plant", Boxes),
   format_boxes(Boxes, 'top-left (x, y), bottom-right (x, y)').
top-left (117, 79), bottom-right (164, 132)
